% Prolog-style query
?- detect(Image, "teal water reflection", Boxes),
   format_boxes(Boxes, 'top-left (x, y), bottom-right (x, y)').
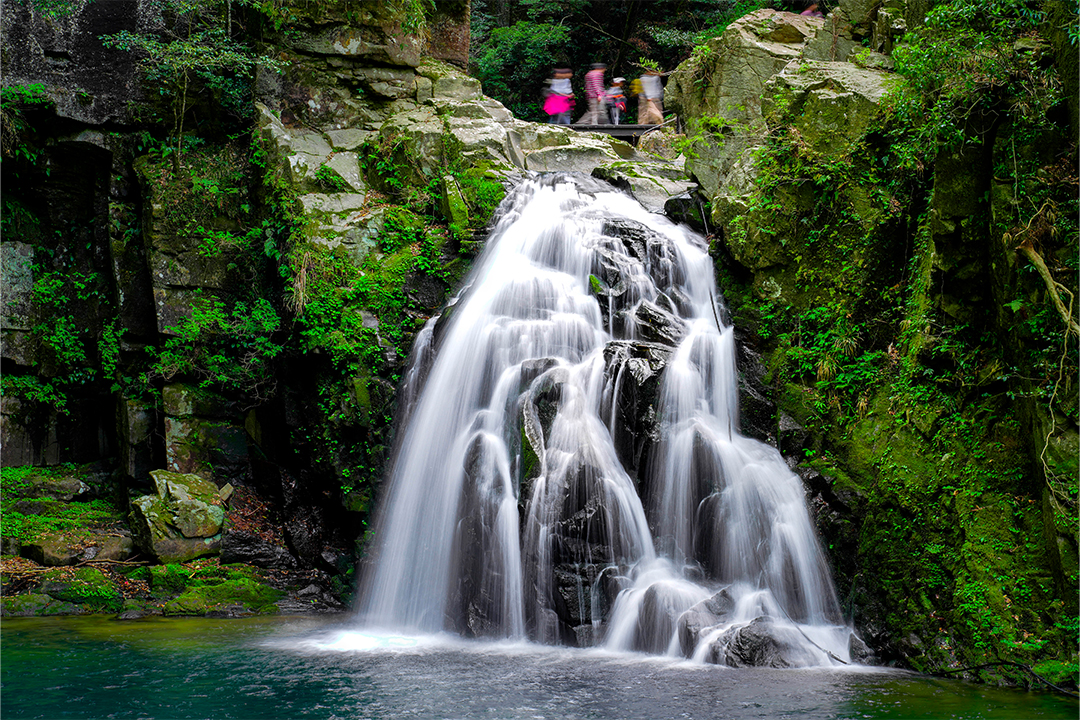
top-left (2, 616), bottom-right (1075, 719)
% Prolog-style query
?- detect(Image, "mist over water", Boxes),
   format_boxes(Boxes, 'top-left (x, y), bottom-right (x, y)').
top-left (357, 174), bottom-right (850, 665)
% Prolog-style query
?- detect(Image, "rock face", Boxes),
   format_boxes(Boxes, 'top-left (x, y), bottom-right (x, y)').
top-left (670, 0), bottom-right (1077, 681)
top-left (129, 470), bottom-right (226, 563)
top-left (666, 9), bottom-right (824, 201)
top-left (0, 0), bottom-right (143, 125)
top-left (762, 61), bottom-right (894, 156)
top-left (257, 53), bottom-right (692, 258)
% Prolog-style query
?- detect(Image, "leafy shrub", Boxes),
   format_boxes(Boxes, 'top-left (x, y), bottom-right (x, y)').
top-left (473, 21), bottom-right (571, 121)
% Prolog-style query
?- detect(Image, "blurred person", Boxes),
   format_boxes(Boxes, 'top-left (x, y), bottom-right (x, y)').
top-left (606, 77), bottom-right (627, 125)
top-left (639, 68), bottom-right (664, 125)
top-left (543, 67), bottom-right (574, 125)
top-left (577, 63), bottom-right (607, 124)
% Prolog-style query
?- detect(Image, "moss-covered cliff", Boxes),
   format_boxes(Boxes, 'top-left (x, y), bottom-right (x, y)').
top-left (669, 0), bottom-right (1077, 688)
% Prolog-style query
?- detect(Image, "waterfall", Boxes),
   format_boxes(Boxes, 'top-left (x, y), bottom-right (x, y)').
top-left (357, 174), bottom-right (854, 666)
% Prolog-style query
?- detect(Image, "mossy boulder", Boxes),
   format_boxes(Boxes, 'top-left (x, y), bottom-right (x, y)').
top-left (162, 577), bottom-right (284, 616)
top-left (21, 532), bottom-right (133, 567)
top-left (1, 593), bottom-right (85, 617)
top-left (130, 471), bottom-right (225, 564)
top-left (36, 567), bottom-right (123, 613)
top-left (763, 61), bottom-right (895, 156)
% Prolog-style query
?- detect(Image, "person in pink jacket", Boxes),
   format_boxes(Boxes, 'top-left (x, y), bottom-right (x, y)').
top-left (543, 67), bottom-right (574, 124)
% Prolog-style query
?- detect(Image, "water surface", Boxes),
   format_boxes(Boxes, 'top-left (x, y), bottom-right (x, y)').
top-left (2, 616), bottom-right (1075, 719)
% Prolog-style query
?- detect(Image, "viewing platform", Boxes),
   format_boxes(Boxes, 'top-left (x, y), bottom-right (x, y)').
top-left (570, 124), bottom-right (663, 144)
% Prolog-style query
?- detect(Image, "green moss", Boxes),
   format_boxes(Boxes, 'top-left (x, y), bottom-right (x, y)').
top-left (162, 577), bottom-right (284, 616)
top-left (120, 566), bottom-right (152, 582)
top-left (521, 424), bottom-right (539, 480)
top-left (2, 593), bottom-right (84, 617)
top-left (150, 564), bottom-right (195, 594)
top-left (38, 568), bottom-right (122, 613)
top-left (0, 466), bottom-right (123, 545)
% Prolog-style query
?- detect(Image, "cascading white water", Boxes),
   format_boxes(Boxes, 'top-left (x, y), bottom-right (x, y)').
top-left (357, 174), bottom-right (854, 665)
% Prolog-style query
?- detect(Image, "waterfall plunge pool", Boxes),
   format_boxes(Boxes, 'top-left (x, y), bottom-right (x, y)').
top-left (3, 616), bottom-right (1076, 719)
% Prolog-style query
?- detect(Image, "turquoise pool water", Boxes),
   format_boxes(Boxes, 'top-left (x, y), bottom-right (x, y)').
top-left (2, 616), bottom-right (1075, 719)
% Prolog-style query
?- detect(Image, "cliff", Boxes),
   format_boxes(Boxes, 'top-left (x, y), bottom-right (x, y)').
top-left (667, 1), bottom-right (1077, 687)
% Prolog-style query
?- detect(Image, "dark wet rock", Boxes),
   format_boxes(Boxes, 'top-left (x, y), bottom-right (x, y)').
top-left (117, 599), bottom-right (163, 620)
top-left (664, 191), bottom-right (710, 233)
top-left (632, 583), bottom-right (689, 654)
top-left (677, 587), bottom-right (736, 656)
top-left (449, 434), bottom-right (514, 639)
top-left (117, 397), bottom-right (157, 485)
top-left (735, 335), bottom-right (776, 445)
top-left (705, 616), bottom-right (821, 668)
top-left (221, 528), bottom-right (297, 569)
top-left (778, 412), bottom-right (808, 455)
top-left (279, 469), bottom-right (328, 568)
top-left (2, 0), bottom-right (143, 126)
top-left (603, 341), bottom-right (671, 479)
top-left (552, 563), bottom-right (613, 633)
top-left (573, 623), bottom-right (601, 648)
top-left (849, 632), bottom-right (877, 664)
top-left (601, 218), bottom-right (659, 263)
top-left (404, 271), bottom-right (449, 309)
top-left (632, 300), bottom-right (686, 346)
top-left (554, 495), bottom-right (612, 558)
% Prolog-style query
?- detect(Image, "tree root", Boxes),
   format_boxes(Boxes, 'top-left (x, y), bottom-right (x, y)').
top-left (1016, 243), bottom-right (1080, 336)
top-left (1007, 201), bottom-right (1080, 507)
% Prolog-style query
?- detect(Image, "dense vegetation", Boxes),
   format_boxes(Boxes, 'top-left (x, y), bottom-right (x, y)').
top-left (690, 0), bottom-right (1078, 687)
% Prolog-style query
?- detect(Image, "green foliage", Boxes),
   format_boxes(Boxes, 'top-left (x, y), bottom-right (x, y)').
top-left (886, 0), bottom-right (1063, 166)
top-left (19, 0), bottom-right (82, 17)
top-left (0, 466), bottom-right (123, 544)
top-left (0, 255), bottom-right (114, 414)
top-left (101, 0), bottom-right (282, 157)
top-left (361, 134), bottom-right (409, 194)
top-left (1, 83), bottom-right (52, 164)
top-left (387, 0), bottom-right (435, 35)
top-left (314, 163), bottom-right (350, 192)
top-left (154, 294), bottom-right (283, 397)
top-left (139, 143), bottom-right (251, 236)
top-left (689, 1), bottom-right (771, 45)
top-left (473, 21), bottom-right (572, 121)
top-left (0, 83), bottom-right (52, 110)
